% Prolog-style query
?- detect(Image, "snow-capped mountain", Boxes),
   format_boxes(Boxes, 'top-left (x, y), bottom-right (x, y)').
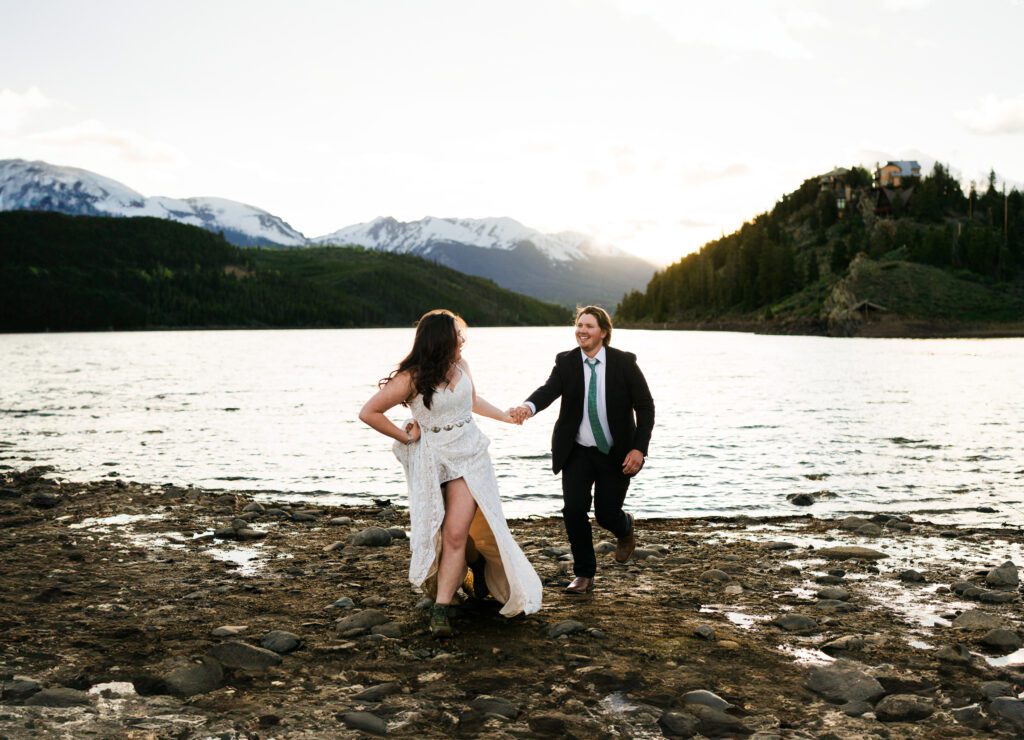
top-left (0, 159), bottom-right (656, 307)
top-left (313, 216), bottom-right (656, 307)
top-left (312, 216), bottom-right (627, 263)
top-left (0, 159), bottom-right (306, 247)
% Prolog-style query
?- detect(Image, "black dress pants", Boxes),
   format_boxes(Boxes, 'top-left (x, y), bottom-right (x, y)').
top-left (561, 443), bottom-right (632, 578)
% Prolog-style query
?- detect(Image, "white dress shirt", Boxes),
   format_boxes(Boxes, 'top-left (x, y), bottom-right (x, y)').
top-left (575, 346), bottom-right (613, 449)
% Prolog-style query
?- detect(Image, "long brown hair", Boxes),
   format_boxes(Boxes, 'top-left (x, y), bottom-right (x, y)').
top-left (380, 309), bottom-right (465, 409)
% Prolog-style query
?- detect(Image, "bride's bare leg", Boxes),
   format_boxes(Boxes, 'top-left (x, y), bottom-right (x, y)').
top-left (435, 478), bottom-right (477, 605)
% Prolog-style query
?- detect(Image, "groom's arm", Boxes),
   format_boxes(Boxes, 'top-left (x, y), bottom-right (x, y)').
top-left (523, 360), bottom-right (564, 416)
top-left (627, 357), bottom-right (655, 456)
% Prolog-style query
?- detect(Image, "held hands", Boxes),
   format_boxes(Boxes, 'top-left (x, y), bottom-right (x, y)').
top-left (622, 449), bottom-right (645, 476)
top-left (507, 405), bottom-right (533, 425)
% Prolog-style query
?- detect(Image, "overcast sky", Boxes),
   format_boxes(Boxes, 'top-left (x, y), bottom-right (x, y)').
top-left (2, 0), bottom-right (1023, 265)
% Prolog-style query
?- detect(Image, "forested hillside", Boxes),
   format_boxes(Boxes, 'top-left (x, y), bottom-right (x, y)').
top-left (616, 165), bottom-right (1024, 335)
top-left (0, 212), bottom-right (569, 332)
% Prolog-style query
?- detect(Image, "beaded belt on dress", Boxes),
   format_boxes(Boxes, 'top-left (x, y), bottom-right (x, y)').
top-left (425, 416), bottom-right (472, 433)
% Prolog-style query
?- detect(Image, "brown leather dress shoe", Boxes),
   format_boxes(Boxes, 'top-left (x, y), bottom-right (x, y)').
top-left (564, 576), bottom-right (594, 594)
top-left (614, 513), bottom-right (636, 563)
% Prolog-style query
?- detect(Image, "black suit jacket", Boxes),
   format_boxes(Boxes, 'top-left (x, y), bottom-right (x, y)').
top-left (526, 345), bottom-right (654, 474)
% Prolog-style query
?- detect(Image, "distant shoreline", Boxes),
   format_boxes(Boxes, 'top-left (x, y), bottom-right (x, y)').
top-left (619, 318), bottom-right (1024, 339)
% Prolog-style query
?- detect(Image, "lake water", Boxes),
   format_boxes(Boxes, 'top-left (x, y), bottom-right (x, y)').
top-left (2, 327), bottom-right (1023, 526)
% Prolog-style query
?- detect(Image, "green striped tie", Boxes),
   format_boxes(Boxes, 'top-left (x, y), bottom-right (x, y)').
top-left (586, 359), bottom-right (611, 454)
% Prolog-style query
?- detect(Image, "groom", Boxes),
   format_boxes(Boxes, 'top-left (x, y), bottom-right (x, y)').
top-left (511, 305), bottom-right (654, 594)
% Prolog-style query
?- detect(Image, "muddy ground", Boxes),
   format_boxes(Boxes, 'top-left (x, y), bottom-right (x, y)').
top-left (1, 466), bottom-right (1023, 738)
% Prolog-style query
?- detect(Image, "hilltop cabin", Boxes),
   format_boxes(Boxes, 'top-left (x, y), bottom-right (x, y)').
top-left (873, 160), bottom-right (920, 216)
top-left (876, 160), bottom-right (921, 188)
top-left (819, 167), bottom-right (854, 218)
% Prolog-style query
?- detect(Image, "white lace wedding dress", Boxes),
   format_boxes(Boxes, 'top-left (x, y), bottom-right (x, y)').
top-left (393, 368), bottom-right (543, 617)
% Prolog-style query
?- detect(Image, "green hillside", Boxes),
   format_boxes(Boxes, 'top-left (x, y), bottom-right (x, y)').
top-left (0, 211), bottom-right (569, 332)
top-left (616, 164), bottom-right (1024, 336)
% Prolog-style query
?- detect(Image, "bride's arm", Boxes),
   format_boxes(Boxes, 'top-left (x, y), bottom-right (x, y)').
top-left (463, 360), bottom-right (515, 424)
top-left (358, 371), bottom-right (421, 444)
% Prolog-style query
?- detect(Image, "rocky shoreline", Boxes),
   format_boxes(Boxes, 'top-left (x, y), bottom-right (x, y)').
top-left (1, 466), bottom-right (1023, 738)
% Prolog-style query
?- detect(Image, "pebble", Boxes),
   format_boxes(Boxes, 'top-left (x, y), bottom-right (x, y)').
top-left (261, 630), bottom-right (303, 654)
top-left (681, 689), bottom-right (732, 711)
top-left (814, 575), bottom-right (844, 585)
top-left (336, 609), bottom-right (390, 634)
top-left (771, 614), bottom-right (818, 633)
top-left (594, 541), bottom-right (616, 554)
top-left (935, 644), bottom-right (973, 665)
top-left (470, 695), bottom-right (520, 719)
top-left (855, 523), bottom-right (882, 536)
top-left (898, 569), bottom-right (925, 583)
top-left (329, 597), bottom-right (356, 609)
top-left (290, 511), bottom-right (318, 522)
top-left (979, 628), bottom-right (1022, 651)
top-left (820, 635), bottom-right (865, 654)
top-left (341, 710), bottom-right (388, 735)
top-left (328, 516), bottom-right (352, 525)
top-left (351, 527), bottom-right (393, 547)
top-left (385, 527), bottom-right (407, 540)
top-left (816, 586), bottom-right (850, 601)
top-left (693, 625), bottom-right (716, 641)
top-left (979, 590), bottom-right (1017, 604)
top-left (547, 620), bottom-right (586, 638)
top-left (162, 656), bottom-right (225, 697)
top-left (658, 709), bottom-right (698, 737)
top-left (777, 565), bottom-right (801, 576)
top-left (323, 541), bottom-right (345, 553)
top-left (805, 659), bottom-right (885, 704)
top-left (699, 569), bottom-right (731, 583)
top-left (765, 541), bottom-right (797, 550)
top-left (686, 703), bottom-right (752, 736)
top-left (789, 493), bottom-right (815, 506)
top-left (353, 682), bottom-right (402, 702)
top-left (875, 694), bottom-right (934, 722)
top-left (985, 561), bottom-right (1019, 588)
top-left (241, 502), bottom-right (264, 513)
top-left (839, 516), bottom-right (871, 531)
top-left (208, 641), bottom-right (283, 671)
top-left (371, 622), bottom-right (402, 638)
top-left (840, 700), bottom-right (873, 717)
top-left (210, 625), bottom-right (248, 637)
top-left (24, 687), bottom-right (92, 707)
top-left (816, 546), bottom-right (887, 561)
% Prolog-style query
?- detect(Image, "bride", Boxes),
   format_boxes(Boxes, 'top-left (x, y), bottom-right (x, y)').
top-left (359, 309), bottom-right (543, 636)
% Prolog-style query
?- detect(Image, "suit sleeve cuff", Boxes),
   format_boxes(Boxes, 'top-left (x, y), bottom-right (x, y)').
top-left (524, 401), bottom-right (537, 415)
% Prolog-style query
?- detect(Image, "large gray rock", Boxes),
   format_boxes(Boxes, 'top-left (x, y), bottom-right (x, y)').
top-left (875, 694), bottom-right (934, 722)
top-left (208, 641), bottom-right (283, 671)
top-left (952, 610), bottom-right (1004, 631)
top-left (820, 635), bottom-right (865, 655)
top-left (989, 698), bottom-right (1024, 727)
top-left (342, 711), bottom-right (388, 735)
top-left (839, 516), bottom-right (871, 531)
top-left (806, 660), bottom-right (885, 704)
top-left (336, 609), bottom-right (390, 634)
top-left (699, 569), bottom-right (731, 583)
top-left (980, 681), bottom-right (1016, 700)
top-left (261, 630), bottom-right (302, 654)
top-left (163, 656), bottom-right (225, 697)
top-left (979, 628), bottom-right (1021, 651)
top-left (351, 527), bottom-right (392, 547)
top-left (24, 687), bottom-right (92, 707)
top-left (469, 695), bottom-right (520, 719)
top-left (0, 677), bottom-right (40, 701)
top-left (816, 586), bottom-right (850, 601)
top-left (816, 546), bottom-right (887, 561)
top-left (986, 561), bottom-right (1019, 588)
top-left (935, 644), bottom-right (973, 664)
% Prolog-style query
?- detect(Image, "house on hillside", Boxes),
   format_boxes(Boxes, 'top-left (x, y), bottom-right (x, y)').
top-left (820, 167), bottom-right (854, 217)
top-left (876, 160), bottom-right (921, 188)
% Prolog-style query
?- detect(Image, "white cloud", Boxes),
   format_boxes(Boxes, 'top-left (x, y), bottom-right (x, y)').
top-left (27, 120), bottom-right (183, 164)
top-left (881, 0), bottom-right (934, 11)
top-left (602, 0), bottom-right (829, 59)
top-left (956, 96), bottom-right (1024, 135)
top-left (0, 87), bottom-right (57, 134)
